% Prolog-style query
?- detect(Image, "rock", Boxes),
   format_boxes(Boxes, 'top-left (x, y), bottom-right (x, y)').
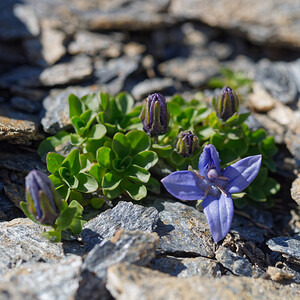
top-left (68, 30), bottom-right (123, 57)
top-left (94, 55), bottom-right (141, 94)
top-left (0, 151), bottom-right (46, 174)
top-left (123, 42), bottom-right (146, 57)
top-left (256, 60), bottom-right (298, 104)
top-left (0, 2), bottom-right (39, 41)
top-left (267, 235), bottom-right (300, 262)
top-left (248, 83), bottom-right (276, 112)
top-left (291, 176), bottom-right (300, 206)
top-left (151, 200), bottom-right (214, 257)
top-left (150, 255), bottom-right (220, 278)
top-left (76, 229), bottom-right (159, 300)
top-left (107, 263), bottom-right (300, 300)
top-left (215, 246), bottom-right (252, 277)
top-left (131, 78), bottom-right (175, 101)
top-left (1, 255), bottom-right (82, 300)
top-left (170, 0), bottom-right (300, 49)
top-left (0, 42), bottom-right (27, 64)
top-left (0, 190), bottom-right (24, 221)
top-left (0, 218), bottom-right (64, 274)
top-left (0, 116), bottom-right (43, 144)
top-left (24, 27), bottom-right (66, 67)
top-left (41, 86), bottom-right (98, 134)
top-left (266, 266), bottom-right (295, 282)
top-left (9, 86), bottom-right (46, 102)
top-left (159, 56), bottom-right (219, 87)
top-left (11, 96), bottom-right (42, 113)
top-left (39, 56), bottom-right (93, 86)
top-left (284, 131), bottom-right (300, 166)
top-left (81, 201), bottom-right (159, 252)
top-left (4, 183), bottom-right (25, 207)
top-left (0, 282), bottom-right (35, 300)
top-left (289, 59), bottom-right (300, 93)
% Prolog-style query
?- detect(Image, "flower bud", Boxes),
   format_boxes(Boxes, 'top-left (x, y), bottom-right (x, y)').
top-left (176, 130), bottom-right (199, 158)
top-left (214, 87), bottom-right (239, 121)
top-left (25, 170), bottom-right (62, 225)
top-left (140, 93), bottom-right (170, 137)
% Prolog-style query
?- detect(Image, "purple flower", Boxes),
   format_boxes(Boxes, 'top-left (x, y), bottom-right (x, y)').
top-left (161, 144), bottom-right (262, 243)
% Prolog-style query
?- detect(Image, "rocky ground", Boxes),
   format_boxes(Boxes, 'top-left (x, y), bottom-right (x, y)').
top-left (1, 0), bottom-right (300, 299)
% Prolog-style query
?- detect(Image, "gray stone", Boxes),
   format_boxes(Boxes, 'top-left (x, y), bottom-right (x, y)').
top-left (267, 235), bottom-right (300, 262)
top-left (9, 86), bottom-right (46, 102)
top-left (256, 60), bottom-right (298, 104)
top-left (266, 266), bottom-right (295, 282)
top-left (152, 200), bottom-right (214, 257)
top-left (289, 59), bottom-right (300, 92)
top-left (94, 55), bottom-right (141, 94)
top-left (0, 191), bottom-right (24, 221)
top-left (41, 86), bottom-right (98, 134)
top-left (11, 97), bottom-right (42, 113)
top-left (4, 183), bottom-right (25, 208)
top-left (39, 56), bottom-right (93, 86)
top-left (77, 229), bottom-right (158, 300)
top-left (0, 2), bottom-right (39, 41)
top-left (215, 246), bottom-right (252, 277)
top-left (159, 56), bottom-right (219, 87)
top-left (23, 27), bottom-right (66, 67)
top-left (0, 116), bottom-right (43, 144)
top-left (131, 78), bottom-right (175, 101)
top-left (1, 255), bottom-right (81, 300)
top-left (68, 30), bottom-right (123, 57)
top-left (285, 131), bottom-right (300, 166)
top-left (81, 201), bottom-right (159, 252)
top-left (0, 218), bottom-right (64, 274)
top-left (291, 176), bottom-right (300, 206)
top-left (107, 263), bottom-right (300, 300)
top-left (170, 0), bottom-right (300, 49)
top-left (0, 42), bottom-right (27, 64)
top-left (0, 282), bottom-right (36, 300)
top-left (150, 255), bottom-right (220, 278)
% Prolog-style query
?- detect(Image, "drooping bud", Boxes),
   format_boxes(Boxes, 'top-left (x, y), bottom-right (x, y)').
top-left (176, 130), bottom-right (199, 158)
top-left (214, 87), bottom-right (239, 121)
top-left (25, 170), bottom-right (62, 226)
top-left (140, 93), bottom-right (170, 137)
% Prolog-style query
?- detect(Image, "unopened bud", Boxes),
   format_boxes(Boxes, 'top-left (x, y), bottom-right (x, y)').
top-left (176, 130), bottom-right (199, 157)
top-left (25, 170), bottom-right (62, 225)
top-left (214, 87), bottom-right (239, 121)
top-left (140, 93), bottom-right (170, 137)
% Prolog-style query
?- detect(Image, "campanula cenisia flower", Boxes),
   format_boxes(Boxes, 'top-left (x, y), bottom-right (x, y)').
top-left (25, 170), bottom-right (62, 225)
top-left (214, 87), bottom-right (239, 121)
top-left (176, 130), bottom-right (199, 158)
top-left (161, 144), bottom-right (261, 243)
top-left (140, 93), bottom-right (170, 137)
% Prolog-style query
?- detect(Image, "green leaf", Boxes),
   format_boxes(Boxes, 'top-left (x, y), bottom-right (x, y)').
top-left (46, 152), bottom-right (65, 175)
top-left (252, 167), bottom-right (268, 186)
top-left (122, 179), bottom-right (147, 200)
top-left (112, 156), bottom-right (132, 172)
top-left (69, 218), bottom-right (85, 235)
top-left (56, 185), bottom-right (70, 200)
top-left (198, 126), bottom-right (215, 139)
top-left (126, 130), bottom-right (150, 156)
top-left (116, 92), bottom-right (134, 115)
top-left (261, 136), bottom-right (277, 157)
top-left (265, 178), bottom-right (280, 195)
top-left (97, 147), bottom-right (115, 169)
top-left (70, 133), bottom-right (86, 146)
top-left (37, 131), bottom-right (70, 158)
top-left (69, 190), bottom-right (83, 202)
top-left (88, 124), bottom-right (107, 140)
top-left (59, 167), bottom-right (79, 189)
top-left (126, 164), bottom-right (150, 183)
top-left (68, 94), bottom-right (85, 118)
top-left (49, 174), bottom-right (64, 187)
top-left (145, 177), bottom-right (161, 194)
top-left (89, 163), bottom-right (106, 184)
top-left (170, 151), bottom-right (186, 166)
top-left (71, 116), bottom-right (86, 134)
top-left (151, 144), bottom-right (172, 158)
top-left (168, 101), bottom-right (182, 116)
top-left (103, 184), bottom-right (122, 199)
top-left (76, 173), bottom-right (98, 193)
top-left (246, 186), bottom-right (267, 202)
top-left (102, 172), bottom-right (122, 190)
top-left (62, 149), bottom-right (81, 175)
top-left (69, 200), bottom-right (84, 218)
top-left (81, 93), bottom-right (100, 112)
top-left (249, 129), bottom-right (267, 144)
top-left (112, 132), bottom-right (131, 158)
top-left (98, 92), bottom-right (110, 110)
top-left (90, 197), bottom-right (105, 209)
top-left (41, 230), bottom-right (61, 242)
top-left (55, 207), bottom-right (77, 231)
top-left (80, 110), bottom-right (96, 128)
top-left (132, 151), bottom-right (158, 170)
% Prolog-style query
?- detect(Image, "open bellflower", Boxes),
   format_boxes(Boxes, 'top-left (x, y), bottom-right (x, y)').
top-left (161, 144), bottom-right (262, 243)
top-left (25, 170), bottom-right (62, 226)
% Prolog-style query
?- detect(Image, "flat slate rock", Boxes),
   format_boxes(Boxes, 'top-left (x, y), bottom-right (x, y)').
top-left (151, 200), bottom-right (214, 257)
top-left (1, 255), bottom-right (81, 300)
top-left (0, 218), bottom-right (64, 275)
top-left (81, 201), bottom-right (159, 252)
top-left (107, 263), bottom-right (300, 300)
top-left (291, 176), bottom-right (300, 206)
top-left (267, 235), bottom-right (300, 262)
top-left (215, 246), bottom-right (252, 277)
top-left (0, 116), bottom-right (42, 144)
top-left (77, 229), bottom-right (159, 300)
top-left (170, 0), bottom-right (300, 49)
top-left (150, 255), bottom-right (220, 278)
top-left (41, 86), bottom-right (98, 134)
